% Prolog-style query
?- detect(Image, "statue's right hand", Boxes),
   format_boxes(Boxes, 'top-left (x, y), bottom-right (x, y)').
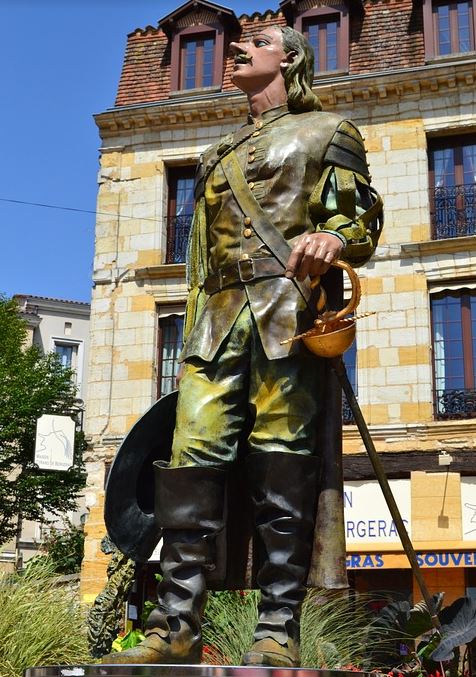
top-left (285, 232), bottom-right (343, 282)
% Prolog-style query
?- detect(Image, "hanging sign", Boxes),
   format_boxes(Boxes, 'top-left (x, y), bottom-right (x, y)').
top-left (34, 414), bottom-right (75, 471)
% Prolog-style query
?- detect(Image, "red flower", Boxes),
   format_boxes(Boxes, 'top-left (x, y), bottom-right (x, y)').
top-left (340, 664), bottom-right (361, 672)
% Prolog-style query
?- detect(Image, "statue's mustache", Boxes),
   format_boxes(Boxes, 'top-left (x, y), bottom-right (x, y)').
top-left (234, 53), bottom-right (252, 64)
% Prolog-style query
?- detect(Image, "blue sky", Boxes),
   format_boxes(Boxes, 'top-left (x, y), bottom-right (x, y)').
top-left (0, 0), bottom-right (274, 303)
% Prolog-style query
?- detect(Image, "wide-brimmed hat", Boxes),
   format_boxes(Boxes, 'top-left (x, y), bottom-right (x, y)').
top-left (104, 391), bottom-right (177, 562)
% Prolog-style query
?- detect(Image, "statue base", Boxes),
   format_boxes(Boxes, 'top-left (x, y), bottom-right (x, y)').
top-left (25, 665), bottom-right (377, 677)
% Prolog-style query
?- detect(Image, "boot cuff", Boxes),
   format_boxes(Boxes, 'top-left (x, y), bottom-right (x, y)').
top-left (246, 452), bottom-right (319, 486)
top-left (153, 463), bottom-right (226, 530)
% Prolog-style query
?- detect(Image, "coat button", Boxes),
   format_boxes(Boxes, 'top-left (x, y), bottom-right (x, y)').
top-left (243, 228), bottom-right (253, 238)
top-left (252, 131), bottom-right (260, 137)
top-left (244, 216), bottom-right (252, 225)
top-left (248, 181), bottom-right (255, 189)
top-left (248, 155), bottom-right (255, 163)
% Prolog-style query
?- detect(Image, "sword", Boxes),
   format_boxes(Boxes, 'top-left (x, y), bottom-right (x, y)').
top-left (330, 354), bottom-right (442, 633)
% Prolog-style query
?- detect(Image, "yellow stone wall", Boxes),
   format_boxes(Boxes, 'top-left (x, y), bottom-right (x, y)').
top-left (411, 471), bottom-right (462, 543)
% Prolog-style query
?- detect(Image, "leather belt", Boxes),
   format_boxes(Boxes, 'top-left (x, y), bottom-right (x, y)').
top-left (203, 257), bottom-right (284, 295)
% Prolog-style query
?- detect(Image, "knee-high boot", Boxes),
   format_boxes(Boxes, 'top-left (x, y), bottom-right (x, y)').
top-left (242, 451), bottom-right (320, 668)
top-left (102, 464), bottom-right (226, 665)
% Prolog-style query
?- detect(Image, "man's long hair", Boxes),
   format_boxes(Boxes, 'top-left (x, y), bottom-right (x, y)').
top-left (278, 25), bottom-right (322, 112)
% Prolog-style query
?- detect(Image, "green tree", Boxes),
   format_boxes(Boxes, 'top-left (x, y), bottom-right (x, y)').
top-left (0, 296), bottom-right (86, 547)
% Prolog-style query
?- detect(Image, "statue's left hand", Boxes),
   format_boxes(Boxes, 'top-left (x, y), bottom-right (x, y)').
top-left (285, 232), bottom-right (344, 282)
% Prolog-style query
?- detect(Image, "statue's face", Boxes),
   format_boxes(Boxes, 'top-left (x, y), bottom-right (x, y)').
top-left (229, 27), bottom-right (289, 93)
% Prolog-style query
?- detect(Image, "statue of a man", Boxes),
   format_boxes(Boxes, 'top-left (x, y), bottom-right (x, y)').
top-left (105, 25), bottom-right (382, 667)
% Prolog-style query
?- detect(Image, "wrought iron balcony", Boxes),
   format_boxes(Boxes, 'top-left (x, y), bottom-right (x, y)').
top-left (342, 395), bottom-right (355, 425)
top-left (166, 214), bottom-right (193, 264)
top-left (431, 183), bottom-right (476, 240)
top-left (435, 388), bottom-right (476, 420)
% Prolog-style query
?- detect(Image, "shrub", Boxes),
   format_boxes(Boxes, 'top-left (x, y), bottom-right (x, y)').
top-left (0, 558), bottom-right (91, 676)
top-left (202, 588), bottom-right (382, 669)
top-left (202, 590), bottom-right (258, 665)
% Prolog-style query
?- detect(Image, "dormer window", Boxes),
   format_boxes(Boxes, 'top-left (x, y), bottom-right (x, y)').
top-left (423, 0), bottom-right (476, 58)
top-left (303, 11), bottom-right (341, 72)
top-left (159, 0), bottom-right (240, 94)
top-left (287, 4), bottom-right (350, 75)
top-left (181, 31), bottom-right (216, 89)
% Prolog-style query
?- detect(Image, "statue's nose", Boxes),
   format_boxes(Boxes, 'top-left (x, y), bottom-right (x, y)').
top-left (229, 41), bottom-right (247, 55)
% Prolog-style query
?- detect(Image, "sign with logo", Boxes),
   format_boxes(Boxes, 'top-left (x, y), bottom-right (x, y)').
top-left (461, 477), bottom-right (476, 541)
top-left (34, 414), bottom-right (75, 471)
top-left (344, 479), bottom-right (411, 544)
top-left (149, 538), bottom-right (163, 562)
top-left (346, 551), bottom-right (476, 570)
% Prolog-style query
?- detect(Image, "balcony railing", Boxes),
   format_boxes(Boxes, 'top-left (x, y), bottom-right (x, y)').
top-left (435, 388), bottom-right (476, 420)
top-left (166, 214), bottom-right (193, 264)
top-left (342, 396), bottom-right (355, 425)
top-left (431, 183), bottom-right (476, 239)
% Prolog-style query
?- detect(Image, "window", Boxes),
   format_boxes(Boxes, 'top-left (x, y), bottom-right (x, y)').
top-left (294, 6), bottom-right (349, 74)
top-left (428, 137), bottom-right (476, 239)
top-left (157, 314), bottom-right (184, 398)
top-left (167, 16), bottom-right (229, 93)
top-left (304, 15), bottom-right (340, 72)
top-left (166, 167), bottom-right (195, 264)
top-left (161, 3), bottom-right (239, 94)
top-left (52, 338), bottom-right (83, 393)
top-left (423, 0), bottom-right (476, 58)
top-left (431, 288), bottom-right (476, 419)
top-left (342, 339), bottom-right (357, 424)
top-left (180, 33), bottom-right (215, 90)
top-left (54, 342), bottom-right (78, 370)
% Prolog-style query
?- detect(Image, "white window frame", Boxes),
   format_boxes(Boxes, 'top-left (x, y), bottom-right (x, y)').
top-left (50, 337), bottom-right (84, 394)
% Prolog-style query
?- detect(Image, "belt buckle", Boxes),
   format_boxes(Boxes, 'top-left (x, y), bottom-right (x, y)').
top-left (238, 257), bottom-right (255, 282)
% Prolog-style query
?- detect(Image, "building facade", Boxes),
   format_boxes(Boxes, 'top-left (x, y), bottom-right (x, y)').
top-left (0, 295), bottom-right (90, 570)
top-left (82, 0), bottom-right (476, 608)
top-left (15, 294), bottom-right (90, 403)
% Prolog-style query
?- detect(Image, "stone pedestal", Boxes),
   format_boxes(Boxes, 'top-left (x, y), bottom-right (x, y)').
top-left (25, 666), bottom-right (376, 677)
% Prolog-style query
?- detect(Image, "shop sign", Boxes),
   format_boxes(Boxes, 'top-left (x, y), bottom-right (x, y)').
top-left (344, 479), bottom-right (411, 544)
top-left (461, 477), bottom-right (476, 541)
top-left (34, 414), bottom-right (75, 471)
top-left (346, 551), bottom-right (476, 570)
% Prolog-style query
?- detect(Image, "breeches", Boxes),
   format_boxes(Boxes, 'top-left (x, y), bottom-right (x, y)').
top-left (170, 305), bottom-right (324, 468)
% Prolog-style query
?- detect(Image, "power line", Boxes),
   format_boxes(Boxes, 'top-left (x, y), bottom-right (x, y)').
top-left (0, 197), bottom-right (161, 223)
top-left (0, 196), bottom-right (402, 252)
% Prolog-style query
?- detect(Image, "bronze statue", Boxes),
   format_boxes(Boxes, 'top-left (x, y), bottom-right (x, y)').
top-left (103, 25), bottom-right (383, 667)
